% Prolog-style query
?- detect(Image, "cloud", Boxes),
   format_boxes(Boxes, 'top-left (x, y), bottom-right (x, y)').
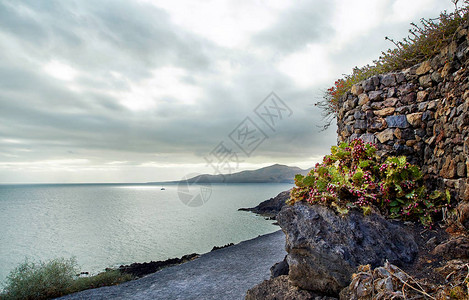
top-left (0, 0), bottom-right (456, 182)
top-left (253, 0), bottom-right (334, 53)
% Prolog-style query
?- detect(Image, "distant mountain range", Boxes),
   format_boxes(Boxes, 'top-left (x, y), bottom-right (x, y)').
top-left (148, 164), bottom-right (311, 184)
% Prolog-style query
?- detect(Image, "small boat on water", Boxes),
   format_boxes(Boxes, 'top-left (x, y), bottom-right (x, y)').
top-left (161, 187), bottom-right (166, 190)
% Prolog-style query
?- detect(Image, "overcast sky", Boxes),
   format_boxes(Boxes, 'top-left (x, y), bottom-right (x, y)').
top-left (0, 0), bottom-right (455, 183)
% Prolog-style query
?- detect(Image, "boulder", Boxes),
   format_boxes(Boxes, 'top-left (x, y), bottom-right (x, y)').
top-left (270, 256), bottom-right (289, 278)
top-left (277, 203), bottom-right (418, 295)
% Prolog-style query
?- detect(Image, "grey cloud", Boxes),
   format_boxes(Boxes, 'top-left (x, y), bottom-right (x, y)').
top-left (252, 0), bottom-right (334, 53)
top-left (0, 0), bottom-right (342, 183)
top-left (0, 0), bottom-right (214, 80)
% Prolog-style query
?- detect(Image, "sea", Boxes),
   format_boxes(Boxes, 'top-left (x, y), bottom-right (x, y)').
top-left (0, 182), bottom-right (292, 286)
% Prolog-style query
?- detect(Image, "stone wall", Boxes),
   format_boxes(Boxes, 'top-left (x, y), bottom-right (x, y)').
top-left (337, 24), bottom-right (469, 202)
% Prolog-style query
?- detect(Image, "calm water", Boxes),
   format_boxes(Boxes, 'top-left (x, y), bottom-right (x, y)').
top-left (0, 183), bottom-right (291, 285)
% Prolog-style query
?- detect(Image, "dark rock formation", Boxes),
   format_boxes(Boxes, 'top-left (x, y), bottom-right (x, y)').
top-left (245, 276), bottom-right (338, 300)
top-left (118, 253), bottom-right (199, 278)
top-left (270, 255), bottom-right (289, 278)
top-left (277, 202), bottom-right (418, 295)
top-left (239, 190), bottom-right (290, 217)
top-left (211, 243), bottom-right (234, 252)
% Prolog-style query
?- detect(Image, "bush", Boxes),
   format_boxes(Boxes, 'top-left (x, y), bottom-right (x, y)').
top-left (1, 258), bottom-right (134, 300)
top-left (317, 1), bottom-right (469, 128)
top-left (1, 258), bottom-right (78, 300)
top-left (289, 139), bottom-right (450, 226)
top-left (70, 270), bottom-right (133, 293)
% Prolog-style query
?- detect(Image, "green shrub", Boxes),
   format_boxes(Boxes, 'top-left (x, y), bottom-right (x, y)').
top-left (317, 1), bottom-right (469, 128)
top-left (1, 257), bottom-right (78, 300)
top-left (1, 258), bottom-right (134, 300)
top-left (70, 270), bottom-right (133, 293)
top-left (289, 139), bottom-right (450, 226)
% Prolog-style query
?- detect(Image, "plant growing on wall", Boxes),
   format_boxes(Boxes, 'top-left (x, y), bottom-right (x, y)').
top-left (289, 139), bottom-right (450, 226)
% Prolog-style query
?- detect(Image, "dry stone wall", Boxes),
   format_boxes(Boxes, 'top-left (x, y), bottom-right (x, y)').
top-left (337, 24), bottom-right (469, 202)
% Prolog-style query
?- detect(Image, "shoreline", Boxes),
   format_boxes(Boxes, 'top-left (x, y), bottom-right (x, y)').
top-left (59, 230), bottom-right (287, 299)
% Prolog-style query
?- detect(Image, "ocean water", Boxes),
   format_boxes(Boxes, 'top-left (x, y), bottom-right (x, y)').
top-left (0, 183), bottom-right (292, 285)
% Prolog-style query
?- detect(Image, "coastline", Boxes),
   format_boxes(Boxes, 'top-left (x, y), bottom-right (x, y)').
top-left (58, 230), bottom-right (287, 300)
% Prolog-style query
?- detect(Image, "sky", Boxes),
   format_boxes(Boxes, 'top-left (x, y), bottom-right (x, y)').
top-left (0, 0), bottom-right (456, 183)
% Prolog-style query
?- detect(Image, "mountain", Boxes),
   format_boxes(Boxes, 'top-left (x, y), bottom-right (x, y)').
top-left (179, 164), bottom-right (310, 184)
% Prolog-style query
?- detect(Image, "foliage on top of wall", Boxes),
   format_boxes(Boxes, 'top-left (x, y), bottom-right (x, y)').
top-left (317, 0), bottom-right (469, 129)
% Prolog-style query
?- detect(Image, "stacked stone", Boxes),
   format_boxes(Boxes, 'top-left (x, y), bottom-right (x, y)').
top-left (336, 24), bottom-right (469, 202)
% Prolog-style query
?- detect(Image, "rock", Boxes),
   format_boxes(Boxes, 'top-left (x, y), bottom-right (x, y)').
top-left (422, 111), bottom-right (433, 121)
top-left (277, 203), bottom-right (418, 295)
top-left (387, 87), bottom-right (397, 98)
top-left (376, 129), bottom-right (394, 143)
top-left (441, 62), bottom-right (453, 77)
top-left (370, 101), bottom-right (384, 110)
top-left (402, 92), bottom-right (416, 104)
top-left (432, 236), bottom-right (469, 259)
top-left (211, 243), bottom-right (234, 252)
top-left (416, 60), bottom-right (432, 75)
top-left (396, 72), bottom-right (406, 83)
top-left (369, 91), bottom-right (383, 102)
top-left (406, 112), bottom-right (423, 127)
top-left (353, 111), bottom-right (364, 120)
top-left (270, 256), bottom-right (289, 278)
top-left (343, 99), bottom-right (357, 110)
top-left (419, 75), bottom-right (433, 88)
top-left (358, 94), bottom-right (370, 106)
top-left (431, 71), bottom-right (443, 83)
top-left (457, 162), bottom-right (466, 177)
top-left (239, 190), bottom-right (291, 217)
top-left (363, 78), bottom-right (375, 92)
top-left (245, 276), bottom-right (338, 300)
top-left (353, 120), bottom-right (366, 130)
top-left (383, 97), bottom-right (398, 107)
top-left (359, 133), bottom-right (377, 144)
top-left (367, 117), bottom-right (387, 132)
top-left (386, 115), bottom-right (410, 128)
top-left (393, 143), bottom-right (413, 154)
top-left (119, 253), bottom-right (199, 278)
top-left (427, 100), bottom-right (438, 110)
top-left (375, 107), bottom-right (395, 117)
top-left (440, 157), bottom-right (457, 179)
top-left (418, 101), bottom-right (428, 111)
top-left (464, 182), bottom-right (469, 202)
top-left (416, 91), bottom-right (428, 102)
top-left (351, 85), bottom-right (363, 96)
top-left (381, 74), bottom-right (396, 86)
